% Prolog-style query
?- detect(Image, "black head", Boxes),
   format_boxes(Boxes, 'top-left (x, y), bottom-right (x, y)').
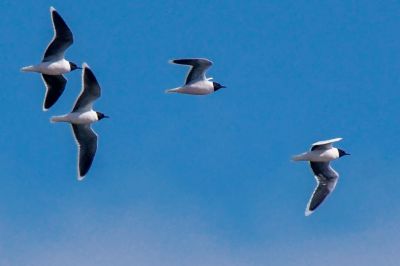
top-left (338, 149), bottom-right (350, 157)
top-left (69, 62), bottom-right (81, 71)
top-left (96, 112), bottom-right (109, 120)
top-left (213, 82), bottom-right (226, 91)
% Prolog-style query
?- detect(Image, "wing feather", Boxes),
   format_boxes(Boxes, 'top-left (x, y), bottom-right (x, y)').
top-left (170, 58), bottom-right (213, 84)
top-left (311, 138), bottom-right (343, 151)
top-left (72, 63), bottom-right (101, 112)
top-left (42, 7), bottom-right (73, 62)
top-left (305, 162), bottom-right (339, 216)
top-left (41, 74), bottom-right (67, 110)
top-left (71, 124), bottom-right (98, 179)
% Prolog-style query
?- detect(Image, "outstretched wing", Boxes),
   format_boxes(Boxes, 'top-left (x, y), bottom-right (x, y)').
top-left (72, 63), bottom-right (101, 112)
top-left (305, 162), bottom-right (339, 216)
top-left (170, 58), bottom-right (213, 85)
top-left (42, 7), bottom-right (73, 62)
top-left (41, 74), bottom-right (67, 110)
top-left (72, 124), bottom-right (98, 179)
top-left (311, 137), bottom-right (343, 151)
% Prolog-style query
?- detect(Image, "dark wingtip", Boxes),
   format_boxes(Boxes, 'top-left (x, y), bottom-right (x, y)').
top-left (43, 101), bottom-right (53, 110)
top-left (78, 167), bottom-right (89, 180)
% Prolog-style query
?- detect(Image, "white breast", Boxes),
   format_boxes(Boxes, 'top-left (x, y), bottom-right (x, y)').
top-left (68, 110), bottom-right (98, 124)
top-left (38, 59), bottom-right (70, 75)
top-left (179, 80), bottom-right (214, 95)
top-left (309, 148), bottom-right (340, 162)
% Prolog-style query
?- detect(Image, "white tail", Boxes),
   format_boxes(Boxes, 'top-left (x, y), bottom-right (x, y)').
top-left (20, 65), bottom-right (37, 72)
top-left (165, 88), bottom-right (180, 94)
top-left (292, 153), bottom-right (309, 161)
top-left (50, 116), bottom-right (68, 123)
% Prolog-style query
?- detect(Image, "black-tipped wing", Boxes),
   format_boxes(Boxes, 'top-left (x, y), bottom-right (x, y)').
top-left (311, 138), bottom-right (343, 151)
top-left (305, 162), bottom-right (339, 215)
top-left (170, 58), bottom-right (213, 85)
top-left (72, 124), bottom-right (98, 178)
top-left (41, 74), bottom-right (67, 110)
top-left (42, 7), bottom-right (73, 62)
top-left (72, 64), bottom-right (101, 112)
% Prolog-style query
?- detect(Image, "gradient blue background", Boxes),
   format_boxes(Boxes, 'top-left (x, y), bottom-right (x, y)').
top-left (1, 0), bottom-right (399, 265)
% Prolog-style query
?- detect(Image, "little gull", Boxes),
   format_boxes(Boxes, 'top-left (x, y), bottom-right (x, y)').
top-left (21, 6), bottom-right (81, 110)
top-left (166, 58), bottom-right (226, 95)
top-left (292, 138), bottom-right (350, 216)
top-left (51, 63), bottom-right (108, 180)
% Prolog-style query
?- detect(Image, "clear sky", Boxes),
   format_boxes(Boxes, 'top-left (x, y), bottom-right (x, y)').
top-left (1, 0), bottom-right (400, 265)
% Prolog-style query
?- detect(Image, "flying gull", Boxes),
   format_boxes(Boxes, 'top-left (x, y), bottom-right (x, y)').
top-left (166, 58), bottom-right (226, 95)
top-left (292, 138), bottom-right (350, 216)
top-left (21, 6), bottom-right (81, 110)
top-left (51, 63), bottom-right (108, 180)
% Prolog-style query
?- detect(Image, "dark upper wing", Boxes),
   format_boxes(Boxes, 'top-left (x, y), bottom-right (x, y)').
top-left (170, 58), bottom-right (213, 85)
top-left (41, 74), bottom-right (67, 110)
top-left (72, 64), bottom-right (101, 112)
top-left (305, 162), bottom-right (339, 215)
top-left (311, 144), bottom-right (331, 151)
top-left (42, 7), bottom-right (73, 62)
top-left (72, 124), bottom-right (98, 179)
top-left (310, 162), bottom-right (339, 180)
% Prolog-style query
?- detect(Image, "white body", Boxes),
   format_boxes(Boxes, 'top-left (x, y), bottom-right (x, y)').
top-left (51, 110), bottom-right (98, 124)
top-left (292, 148), bottom-right (340, 162)
top-left (21, 59), bottom-right (71, 75)
top-left (166, 80), bottom-right (214, 95)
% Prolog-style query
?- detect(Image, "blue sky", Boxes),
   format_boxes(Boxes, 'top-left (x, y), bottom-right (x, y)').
top-left (1, 0), bottom-right (400, 265)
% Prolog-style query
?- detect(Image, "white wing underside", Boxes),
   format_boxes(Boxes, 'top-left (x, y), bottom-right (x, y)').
top-left (311, 138), bottom-right (343, 150)
top-left (312, 138), bottom-right (342, 147)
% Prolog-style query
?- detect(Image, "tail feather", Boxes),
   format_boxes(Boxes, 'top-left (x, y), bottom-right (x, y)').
top-left (165, 88), bottom-right (180, 94)
top-left (21, 65), bottom-right (36, 72)
top-left (292, 153), bottom-right (309, 161)
top-left (50, 116), bottom-right (67, 123)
